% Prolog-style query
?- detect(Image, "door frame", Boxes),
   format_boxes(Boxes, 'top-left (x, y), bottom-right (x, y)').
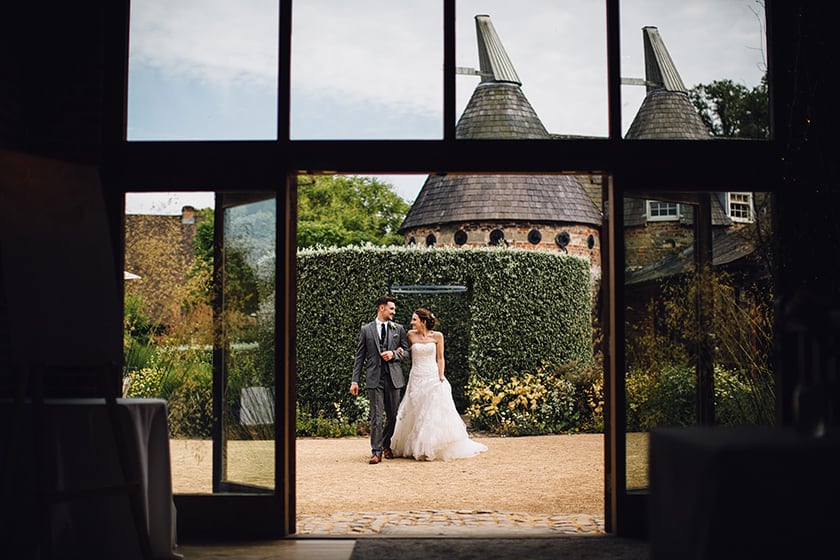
top-left (604, 182), bottom-right (717, 538)
top-left (104, 0), bottom-right (787, 540)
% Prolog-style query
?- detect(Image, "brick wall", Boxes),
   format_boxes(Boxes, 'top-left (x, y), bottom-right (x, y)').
top-left (403, 221), bottom-right (603, 307)
top-left (624, 221), bottom-right (694, 271)
top-left (124, 208), bottom-right (201, 326)
top-left (405, 221), bottom-right (599, 261)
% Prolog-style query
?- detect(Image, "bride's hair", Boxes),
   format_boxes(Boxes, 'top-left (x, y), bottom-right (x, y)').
top-left (414, 308), bottom-right (436, 330)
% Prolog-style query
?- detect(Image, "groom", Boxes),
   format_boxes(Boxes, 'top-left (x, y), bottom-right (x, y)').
top-left (350, 295), bottom-right (410, 464)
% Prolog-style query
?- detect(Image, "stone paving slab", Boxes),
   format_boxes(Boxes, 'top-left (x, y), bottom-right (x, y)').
top-left (296, 510), bottom-right (605, 536)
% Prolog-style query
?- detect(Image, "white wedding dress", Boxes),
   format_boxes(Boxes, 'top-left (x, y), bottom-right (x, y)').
top-left (391, 342), bottom-right (488, 461)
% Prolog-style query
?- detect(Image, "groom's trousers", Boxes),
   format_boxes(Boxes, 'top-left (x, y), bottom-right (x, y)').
top-left (368, 362), bottom-right (401, 454)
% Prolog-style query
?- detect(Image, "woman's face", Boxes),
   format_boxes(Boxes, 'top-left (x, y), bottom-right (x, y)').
top-left (410, 313), bottom-right (421, 329)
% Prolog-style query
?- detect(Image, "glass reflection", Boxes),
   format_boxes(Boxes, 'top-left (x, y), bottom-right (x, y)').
top-left (624, 191), bottom-right (775, 490)
top-left (220, 195), bottom-right (276, 492)
top-left (123, 192), bottom-right (216, 494)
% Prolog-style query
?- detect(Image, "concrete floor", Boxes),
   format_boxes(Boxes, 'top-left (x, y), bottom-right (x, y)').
top-left (175, 534), bottom-right (651, 559)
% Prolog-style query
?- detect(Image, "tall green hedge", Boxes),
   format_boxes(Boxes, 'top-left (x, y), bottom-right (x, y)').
top-left (296, 245), bottom-right (592, 420)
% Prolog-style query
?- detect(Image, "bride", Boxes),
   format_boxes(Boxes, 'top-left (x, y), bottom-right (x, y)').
top-left (390, 308), bottom-right (488, 461)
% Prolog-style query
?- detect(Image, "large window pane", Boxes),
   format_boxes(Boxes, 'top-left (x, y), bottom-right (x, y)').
top-left (291, 1), bottom-right (442, 139)
top-left (623, 191), bottom-right (775, 490)
top-left (620, 0), bottom-right (767, 139)
top-left (127, 0), bottom-right (279, 140)
top-left (456, 1), bottom-right (608, 139)
top-left (124, 191), bottom-right (279, 494)
top-left (220, 194), bottom-right (277, 492)
top-left (124, 191), bottom-right (216, 493)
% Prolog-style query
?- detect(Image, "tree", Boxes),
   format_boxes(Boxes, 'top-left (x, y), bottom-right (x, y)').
top-left (185, 208), bottom-right (214, 308)
top-left (688, 74), bottom-right (768, 139)
top-left (296, 175), bottom-right (410, 248)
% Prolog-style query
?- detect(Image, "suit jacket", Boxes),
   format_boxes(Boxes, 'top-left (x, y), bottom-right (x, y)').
top-left (352, 320), bottom-right (410, 389)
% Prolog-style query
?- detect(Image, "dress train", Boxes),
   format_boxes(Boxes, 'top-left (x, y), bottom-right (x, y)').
top-left (391, 342), bottom-right (488, 461)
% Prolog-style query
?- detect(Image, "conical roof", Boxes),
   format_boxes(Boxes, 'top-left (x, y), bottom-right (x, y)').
top-left (625, 91), bottom-right (711, 139)
top-left (456, 15), bottom-right (547, 139)
top-left (625, 27), bottom-right (711, 139)
top-left (400, 175), bottom-right (602, 230)
top-left (456, 82), bottom-right (549, 139)
top-left (400, 15), bottom-right (601, 233)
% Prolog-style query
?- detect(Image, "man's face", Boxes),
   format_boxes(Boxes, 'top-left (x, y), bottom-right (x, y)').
top-left (378, 302), bottom-right (396, 322)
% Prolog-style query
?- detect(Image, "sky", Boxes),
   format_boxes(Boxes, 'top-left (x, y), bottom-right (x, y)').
top-left (125, 0), bottom-right (766, 214)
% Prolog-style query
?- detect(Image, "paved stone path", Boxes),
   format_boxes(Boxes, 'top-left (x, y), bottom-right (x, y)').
top-left (296, 510), bottom-right (605, 536)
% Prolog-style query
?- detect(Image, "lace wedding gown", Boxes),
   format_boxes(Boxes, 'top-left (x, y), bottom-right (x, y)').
top-left (391, 342), bottom-right (488, 461)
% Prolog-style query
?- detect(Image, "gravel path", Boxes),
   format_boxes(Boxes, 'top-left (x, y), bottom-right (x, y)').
top-left (170, 433), bottom-right (605, 515)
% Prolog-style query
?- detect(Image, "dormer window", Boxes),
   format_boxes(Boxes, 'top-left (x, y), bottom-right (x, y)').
top-left (727, 192), bottom-right (753, 223)
top-left (647, 201), bottom-right (681, 221)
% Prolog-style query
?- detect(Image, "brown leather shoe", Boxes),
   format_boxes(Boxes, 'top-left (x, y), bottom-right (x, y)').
top-left (369, 452), bottom-right (382, 464)
top-left (383, 447), bottom-right (394, 460)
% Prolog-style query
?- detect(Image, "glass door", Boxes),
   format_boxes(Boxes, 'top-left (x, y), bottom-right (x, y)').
top-left (605, 185), bottom-right (713, 537)
top-left (622, 192), bottom-right (708, 495)
top-left (607, 186), bottom-right (774, 536)
top-left (214, 193), bottom-right (277, 494)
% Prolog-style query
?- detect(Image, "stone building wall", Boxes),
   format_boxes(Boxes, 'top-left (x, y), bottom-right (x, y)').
top-left (124, 207), bottom-right (201, 326)
top-left (624, 221), bottom-right (694, 271)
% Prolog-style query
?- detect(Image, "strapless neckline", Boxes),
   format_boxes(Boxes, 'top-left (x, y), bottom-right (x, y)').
top-left (412, 341), bottom-right (435, 346)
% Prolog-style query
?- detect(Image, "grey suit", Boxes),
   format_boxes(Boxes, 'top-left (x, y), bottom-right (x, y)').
top-left (352, 320), bottom-right (410, 454)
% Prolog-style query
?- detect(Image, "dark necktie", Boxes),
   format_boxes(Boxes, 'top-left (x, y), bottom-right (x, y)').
top-left (380, 323), bottom-right (386, 345)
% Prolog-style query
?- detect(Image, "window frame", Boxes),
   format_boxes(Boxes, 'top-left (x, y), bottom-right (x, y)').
top-left (105, 0), bottom-right (787, 541)
top-left (646, 200), bottom-right (681, 221)
top-left (727, 192), bottom-right (754, 223)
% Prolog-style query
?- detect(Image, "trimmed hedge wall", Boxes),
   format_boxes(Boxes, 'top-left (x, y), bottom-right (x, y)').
top-left (296, 245), bottom-right (592, 421)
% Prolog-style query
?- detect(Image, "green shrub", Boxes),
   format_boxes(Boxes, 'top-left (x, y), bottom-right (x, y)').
top-left (123, 366), bottom-right (167, 398)
top-left (624, 268), bottom-right (775, 430)
top-left (625, 363), bottom-right (774, 431)
top-left (560, 358), bottom-right (605, 433)
top-left (714, 365), bottom-right (775, 426)
top-left (167, 370), bottom-right (214, 438)
top-left (296, 245), bottom-right (593, 424)
top-left (626, 363), bottom-right (696, 431)
top-left (296, 402), bottom-right (369, 438)
top-left (123, 345), bottom-right (214, 437)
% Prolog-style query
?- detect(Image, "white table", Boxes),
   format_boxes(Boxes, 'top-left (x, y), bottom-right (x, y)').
top-left (1, 398), bottom-right (178, 559)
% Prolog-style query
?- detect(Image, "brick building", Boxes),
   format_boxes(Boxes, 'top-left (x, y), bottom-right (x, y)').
top-left (621, 27), bottom-right (763, 276)
top-left (123, 206), bottom-right (203, 327)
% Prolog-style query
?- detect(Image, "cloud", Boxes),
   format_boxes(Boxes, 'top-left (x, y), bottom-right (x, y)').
top-left (291, 1), bottom-right (443, 119)
top-left (454, 1), bottom-right (608, 136)
top-left (128, 0), bottom-right (766, 140)
top-left (129, 0), bottom-right (278, 88)
top-left (125, 192), bottom-right (214, 215)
